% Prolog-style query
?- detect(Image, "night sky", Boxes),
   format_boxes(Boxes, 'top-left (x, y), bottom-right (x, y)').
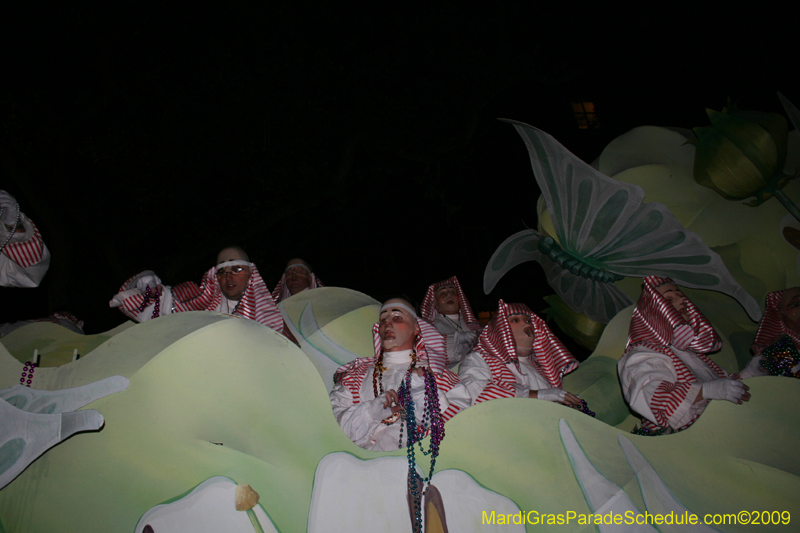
top-left (2, 6), bottom-right (797, 358)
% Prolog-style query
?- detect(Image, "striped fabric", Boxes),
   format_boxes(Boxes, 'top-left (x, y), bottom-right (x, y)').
top-left (334, 319), bottom-right (463, 421)
top-left (3, 223), bottom-right (46, 269)
top-left (752, 289), bottom-right (800, 355)
top-left (644, 381), bottom-right (699, 433)
top-left (471, 300), bottom-right (579, 404)
top-left (118, 265), bottom-right (284, 333)
top-left (626, 276), bottom-right (722, 355)
top-left (271, 272), bottom-right (324, 304)
top-left (625, 276), bottom-right (727, 432)
top-left (420, 276), bottom-right (481, 332)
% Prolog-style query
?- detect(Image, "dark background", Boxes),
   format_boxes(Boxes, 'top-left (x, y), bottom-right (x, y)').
top-left (2, 5), bottom-right (797, 358)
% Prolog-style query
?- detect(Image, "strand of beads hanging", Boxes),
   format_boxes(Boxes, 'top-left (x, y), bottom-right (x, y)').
top-left (137, 286), bottom-right (162, 319)
top-left (631, 424), bottom-right (668, 437)
top-left (578, 399), bottom-right (595, 417)
top-left (398, 366), bottom-right (445, 533)
top-left (372, 353), bottom-right (385, 397)
top-left (373, 351), bottom-right (419, 425)
top-left (538, 236), bottom-right (624, 283)
top-left (0, 203), bottom-right (21, 254)
top-left (20, 361), bottom-right (36, 387)
top-left (761, 335), bottom-right (800, 378)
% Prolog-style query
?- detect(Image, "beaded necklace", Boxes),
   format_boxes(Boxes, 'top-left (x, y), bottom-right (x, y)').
top-left (397, 366), bottom-right (444, 533)
top-left (138, 286), bottom-right (162, 319)
top-left (631, 425), bottom-right (668, 437)
top-left (20, 360), bottom-right (36, 387)
top-left (578, 399), bottom-right (595, 417)
top-left (372, 350), bottom-right (417, 425)
top-left (761, 335), bottom-right (800, 377)
top-left (372, 348), bottom-right (447, 531)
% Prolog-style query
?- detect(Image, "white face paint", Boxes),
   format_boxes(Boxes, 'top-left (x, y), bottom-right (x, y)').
top-left (508, 313), bottom-right (534, 356)
top-left (379, 300), bottom-right (420, 352)
top-left (656, 283), bottom-right (689, 320)
top-left (434, 286), bottom-right (460, 315)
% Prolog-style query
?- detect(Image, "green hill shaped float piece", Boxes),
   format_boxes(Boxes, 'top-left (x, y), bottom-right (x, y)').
top-left (0, 291), bottom-right (797, 532)
top-left (1, 321), bottom-right (133, 367)
top-left (278, 287), bottom-right (379, 391)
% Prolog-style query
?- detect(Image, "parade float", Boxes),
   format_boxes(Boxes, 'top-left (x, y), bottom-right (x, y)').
top-left (3, 97), bottom-right (800, 532)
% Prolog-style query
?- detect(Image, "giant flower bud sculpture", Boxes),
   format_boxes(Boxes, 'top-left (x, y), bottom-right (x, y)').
top-left (692, 94), bottom-right (800, 221)
top-left (485, 121), bottom-right (762, 325)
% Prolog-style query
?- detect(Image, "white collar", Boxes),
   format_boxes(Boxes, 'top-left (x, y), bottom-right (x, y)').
top-left (383, 349), bottom-right (414, 365)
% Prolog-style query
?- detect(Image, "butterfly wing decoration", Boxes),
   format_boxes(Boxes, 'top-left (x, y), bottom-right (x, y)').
top-left (485, 120), bottom-right (762, 323)
top-left (485, 229), bottom-right (634, 323)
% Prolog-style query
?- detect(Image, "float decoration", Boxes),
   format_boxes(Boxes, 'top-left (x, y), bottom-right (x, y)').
top-left (691, 96), bottom-right (800, 221)
top-left (278, 286), bottom-right (380, 392)
top-left (543, 293), bottom-right (608, 351)
top-left (485, 121), bottom-right (761, 323)
top-left (134, 476), bottom-right (278, 533)
top-left (2, 291), bottom-right (799, 532)
top-left (0, 375), bottom-right (129, 489)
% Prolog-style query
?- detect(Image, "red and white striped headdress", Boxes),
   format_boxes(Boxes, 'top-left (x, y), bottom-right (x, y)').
top-left (271, 267), bottom-right (324, 304)
top-left (3, 221), bottom-right (46, 269)
top-left (420, 276), bottom-right (481, 332)
top-left (333, 318), bottom-right (461, 421)
top-left (168, 264), bottom-right (284, 333)
top-left (626, 276), bottom-right (722, 357)
top-left (752, 289), bottom-right (800, 355)
top-left (475, 300), bottom-right (578, 389)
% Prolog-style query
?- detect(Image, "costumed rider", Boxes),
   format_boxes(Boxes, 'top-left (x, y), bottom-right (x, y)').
top-left (618, 276), bottom-right (762, 435)
top-left (752, 287), bottom-right (800, 354)
top-left (330, 298), bottom-right (471, 451)
top-left (271, 258), bottom-right (324, 304)
top-left (109, 246), bottom-right (285, 334)
top-left (0, 190), bottom-right (50, 288)
top-left (420, 276), bottom-right (481, 367)
top-left (751, 287), bottom-right (800, 375)
top-left (458, 299), bottom-right (581, 407)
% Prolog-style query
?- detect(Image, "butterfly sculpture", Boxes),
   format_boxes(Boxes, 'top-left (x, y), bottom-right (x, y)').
top-left (484, 121), bottom-right (761, 324)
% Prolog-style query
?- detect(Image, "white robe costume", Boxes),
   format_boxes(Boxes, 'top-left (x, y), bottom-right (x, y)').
top-left (618, 345), bottom-right (727, 432)
top-left (420, 276), bottom-right (481, 367)
top-left (330, 350), bottom-right (448, 451)
top-left (617, 275), bottom-right (729, 433)
top-left (432, 314), bottom-right (478, 366)
top-left (460, 351), bottom-right (554, 401)
top-left (330, 321), bottom-right (471, 452)
top-left (456, 300), bottom-right (578, 405)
